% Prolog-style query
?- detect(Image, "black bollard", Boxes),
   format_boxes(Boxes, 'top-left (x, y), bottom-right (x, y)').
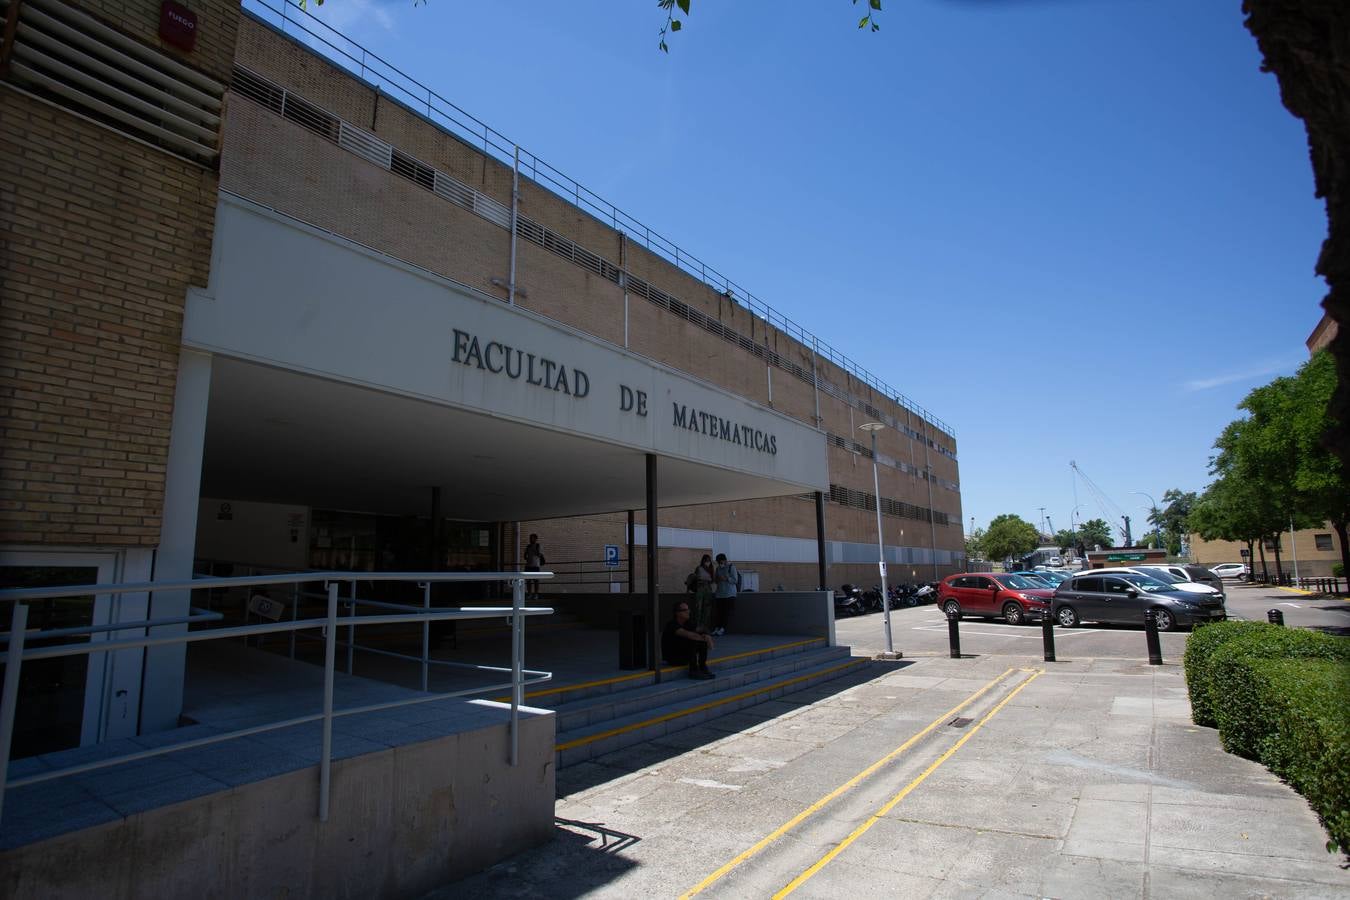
top-left (1267, 608), bottom-right (1284, 626)
top-left (946, 607), bottom-right (961, 659)
top-left (1143, 609), bottom-right (1163, 665)
top-left (1041, 609), bottom-right (1056, 662)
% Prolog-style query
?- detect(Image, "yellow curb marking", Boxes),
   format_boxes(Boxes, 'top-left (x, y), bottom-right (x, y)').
top-left (774, 667), bottom-right (1045, 898)
top-left (678, 667), bottom-right (1020, 899)
top-left (555, 657), bottom-right (871, 753)
top-left (493, 638), bottom-right (824, 704)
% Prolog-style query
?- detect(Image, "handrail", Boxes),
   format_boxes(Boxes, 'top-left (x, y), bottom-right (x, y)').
top-left (0, 570), bottom-right (553, 829)
top-left (236, 0), bottom-right (954, 440)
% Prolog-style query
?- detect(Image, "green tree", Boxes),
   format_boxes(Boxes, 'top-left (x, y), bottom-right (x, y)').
top-left (1053, 529), bottom-right (1078, 553)
top-left (1188, 475), bottom-right (1271, 573)
top-left (965, 526), bottom-right (986, 560)
top-left (1283, 352), bottom-right (1350, 579)
top-left (981, 514), bottom-right (1038, 564)
top-left (1147, 489), bottom-right (1197, 556)
top-left (1078, 518), bottom-right (1114, 551)
top-left (1208, 356), bottom-right (1342, 579)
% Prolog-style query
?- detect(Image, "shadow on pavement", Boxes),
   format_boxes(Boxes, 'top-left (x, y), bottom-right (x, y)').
top-left (425, 822), bottom-right (641, 899)
top-left (556, 659), bottom-right (911, 797)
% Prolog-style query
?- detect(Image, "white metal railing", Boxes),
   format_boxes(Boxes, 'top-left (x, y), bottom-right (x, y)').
top-left (0, 570), bottom-right (552, 829)
top-left (236, 0), bottom-right (954, 440)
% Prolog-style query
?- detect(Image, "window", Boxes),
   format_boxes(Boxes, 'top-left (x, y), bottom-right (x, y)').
top-left (1315, 533), bottom-right (1333, 551)
top-left (1074, 577), bottom-right (1103, 592)
top-left (969, 577), bottom-right (992, 590)
top-left (1103, 578), bottom-right (1132, 595)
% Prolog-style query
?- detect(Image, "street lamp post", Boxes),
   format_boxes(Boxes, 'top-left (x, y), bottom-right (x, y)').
top-left (1131, 491), bottom-right (1160, 553)
top-left (859, 422), bottom-right (896, 657)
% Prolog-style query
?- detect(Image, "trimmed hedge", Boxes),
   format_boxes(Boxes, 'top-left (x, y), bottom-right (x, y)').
top-left (1251, 658), bottom-right (1350, 853)
top-left (1183, 621), bottom-right (1350, 854)
top-left (1183, 620), bottom-right (1268, 727)
top-left (1208, 627), bottom-right (1350, 759)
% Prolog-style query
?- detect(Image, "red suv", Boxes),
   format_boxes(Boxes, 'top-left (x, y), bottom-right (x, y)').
top-left (937, 573), bottom-right (1053, 625)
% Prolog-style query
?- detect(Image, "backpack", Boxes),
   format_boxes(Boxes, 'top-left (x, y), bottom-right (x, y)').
top-left (685, 571), bottom-right (698, 593)
top-left (734, 566), bottom-right (743, 591)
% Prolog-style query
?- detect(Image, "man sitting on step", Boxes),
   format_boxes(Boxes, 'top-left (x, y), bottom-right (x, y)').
top-left (662, 601), bottom-right (715, 679)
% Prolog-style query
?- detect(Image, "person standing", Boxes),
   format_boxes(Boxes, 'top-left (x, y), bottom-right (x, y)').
top-left (713, 553), bottom-right (739, 636)
top-left (689, 553), bottom-right (715, 633)
top-left (523, 533), bottom-right (545, 600)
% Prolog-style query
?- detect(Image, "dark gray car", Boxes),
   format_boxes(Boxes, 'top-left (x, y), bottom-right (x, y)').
top-left (1052, 572), bottom-right (1227, 631)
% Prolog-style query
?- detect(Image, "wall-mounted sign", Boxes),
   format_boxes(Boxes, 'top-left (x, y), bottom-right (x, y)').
top-left (159, 1), bottom-right (198, 51)
top-left (1106, 553), bottom-right (1147, 561)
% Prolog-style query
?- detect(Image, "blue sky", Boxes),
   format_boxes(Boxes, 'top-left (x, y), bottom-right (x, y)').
top-left (273, 0), bottom-right (1326, 544)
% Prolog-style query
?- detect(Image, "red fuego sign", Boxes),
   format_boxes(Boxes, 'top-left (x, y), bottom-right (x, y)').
top-left (159, 1), bottom-right (198, 51)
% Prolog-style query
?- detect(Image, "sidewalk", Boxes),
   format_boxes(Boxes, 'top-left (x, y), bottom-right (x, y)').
top-left (429, 650), bottom-right (1350, 898)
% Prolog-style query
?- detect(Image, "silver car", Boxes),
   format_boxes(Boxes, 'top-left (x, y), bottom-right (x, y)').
top-left (1052, 572), bottom-right (1227, 631)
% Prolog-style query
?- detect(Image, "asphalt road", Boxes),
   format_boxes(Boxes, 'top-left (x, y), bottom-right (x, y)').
top-left (834, 580), bottom-right (1350, 661)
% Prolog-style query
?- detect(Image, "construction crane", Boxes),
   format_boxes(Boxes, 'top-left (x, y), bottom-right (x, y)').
top-left (1069, 461), bottom-right (1127, 545)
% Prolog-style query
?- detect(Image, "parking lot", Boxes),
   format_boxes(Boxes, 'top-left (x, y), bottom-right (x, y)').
top-left (431, 583), bottom-right (1350, 898)
top-left (833, 580), bottom-right (1350, 662)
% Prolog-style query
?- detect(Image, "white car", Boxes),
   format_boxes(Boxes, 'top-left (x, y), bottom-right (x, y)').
top-left (1210, 563), bottom-right (1250, 581)
top-left (1081, 567), bottom-right (1224, 599)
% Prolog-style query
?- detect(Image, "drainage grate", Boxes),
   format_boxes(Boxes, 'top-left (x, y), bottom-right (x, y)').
top-left (948, 717), bottom-right (973, 728)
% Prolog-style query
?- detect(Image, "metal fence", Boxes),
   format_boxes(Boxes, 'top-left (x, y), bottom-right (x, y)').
top-left (238, 0), bottom-right (953, 438)
top-left (0, 570), bottom-right (553, 828)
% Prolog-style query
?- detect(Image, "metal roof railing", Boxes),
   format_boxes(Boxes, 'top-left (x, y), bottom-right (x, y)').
top-left (238, 0), bottom-right (953, 439)
top-left (0, 570), bottom-right (553, 829)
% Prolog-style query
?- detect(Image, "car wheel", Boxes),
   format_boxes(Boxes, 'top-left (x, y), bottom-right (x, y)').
top-left (1002, 602), bottom-right (1024, 626)
top-left (942, 599), bottom-right (962, 620)
top-left (905, 595), bottom-right (917, 607)
top-left (1237, 573), bottom-right (1248, 582)
top-left (1056, 605), bottom-right (1079, 628)
top-left (1151, 608), bottom-right (1176, 632)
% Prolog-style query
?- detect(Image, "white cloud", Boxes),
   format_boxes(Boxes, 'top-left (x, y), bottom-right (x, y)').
top-left (1181, 360), bottom-right (1299, 392)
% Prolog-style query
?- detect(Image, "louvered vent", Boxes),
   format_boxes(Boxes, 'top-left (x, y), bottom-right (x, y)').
top-left (220, 65), bottom-right (962, 462)
top-left (2, 0), bottom-right (223, 163)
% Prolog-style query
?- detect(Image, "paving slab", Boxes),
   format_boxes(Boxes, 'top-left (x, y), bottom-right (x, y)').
top-left (426, 651), bottom-right (1350, 899)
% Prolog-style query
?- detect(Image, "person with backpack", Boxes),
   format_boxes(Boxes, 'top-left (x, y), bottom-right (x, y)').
top-left (523, 534), bottom-right (545, 600)
top-left (713, 553), bottom-right (740, 636)
top-left (686, 553), bottom-right (716, 633)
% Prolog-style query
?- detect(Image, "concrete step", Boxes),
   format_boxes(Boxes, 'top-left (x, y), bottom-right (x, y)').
top-left (554, 649), bottom-right (869, 768)
top-left (522, 636), bottom-right (832, 708)
top-left (552, 644), bottom-right (852, 733)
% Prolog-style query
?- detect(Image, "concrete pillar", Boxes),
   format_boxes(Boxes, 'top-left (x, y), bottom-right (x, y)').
top-left (627, 509), bottom-right (635, 596)
top-left (645, 454), bottom-right (660, 683)
top-left (142, 349), bottom-right (212, 733)
top-left (815, 491), bottom-right (828, 590)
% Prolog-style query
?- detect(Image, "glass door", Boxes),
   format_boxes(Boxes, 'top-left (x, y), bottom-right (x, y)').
top-left (0, 551), bottom-right (116, 759)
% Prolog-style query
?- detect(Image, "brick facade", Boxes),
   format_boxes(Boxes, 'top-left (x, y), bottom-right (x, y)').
top-left (218, 17), bottom-right (963, 589)
top-left (0, 0), bottom-right (241, 547)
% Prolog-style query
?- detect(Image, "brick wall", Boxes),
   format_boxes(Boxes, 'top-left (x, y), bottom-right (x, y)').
top-left (0, 0), bottom-right (240, 547)
top-left (220, 20), bottom-right (965, 581)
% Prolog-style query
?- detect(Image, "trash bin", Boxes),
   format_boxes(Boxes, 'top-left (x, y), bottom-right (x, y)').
top-left (618, 610), bottom-right (647, 669)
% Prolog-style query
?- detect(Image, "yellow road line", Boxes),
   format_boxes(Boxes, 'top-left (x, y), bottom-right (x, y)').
top-left (678, 667), bottom-right (1018, 899)
top-left (773, 668), bottom-right (1045, 898)
top-left (555, 657), bottom-right (870, 753)
top-left (493, 638), bottom-right (824, 704)
top-left (1276, 586), bottom-right (1313, 596)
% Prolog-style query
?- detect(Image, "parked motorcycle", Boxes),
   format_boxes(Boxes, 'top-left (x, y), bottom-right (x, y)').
top-left (894, 583), bottom-right (920, 607)
top-left (912, 583), bottom-right (937, 605)
top-left (834, 583), bottom-right (865, 617)
top-left (862, 586), bottom-right (885, 613)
